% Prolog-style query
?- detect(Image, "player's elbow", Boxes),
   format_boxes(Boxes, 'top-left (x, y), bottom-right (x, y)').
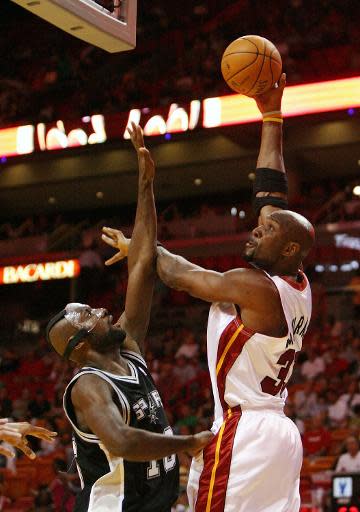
top-left (101, 426), bottom-right (136, 459)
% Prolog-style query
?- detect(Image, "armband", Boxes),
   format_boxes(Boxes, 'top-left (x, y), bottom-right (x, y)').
top-left (253, 168), bottom-right (288, 195)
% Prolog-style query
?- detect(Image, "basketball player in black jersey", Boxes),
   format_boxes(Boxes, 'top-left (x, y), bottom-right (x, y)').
top-left (46, 123), bottom-right (212, 512)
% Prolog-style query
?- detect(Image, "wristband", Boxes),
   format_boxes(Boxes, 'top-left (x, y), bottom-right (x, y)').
top-left (262, 110), bottom-right (282, 117)
top-left (263, 117), bottom-right (283, 124)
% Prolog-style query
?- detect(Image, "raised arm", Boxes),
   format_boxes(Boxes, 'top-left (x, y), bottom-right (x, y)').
top-left (72, 374), bottom-right (212, 461)
top-left (253, 73), bottom-right (288, 226)
top-left (103, 124), bottom-right (156, 353)
top-left (157, 245), bottom-right (278, 306)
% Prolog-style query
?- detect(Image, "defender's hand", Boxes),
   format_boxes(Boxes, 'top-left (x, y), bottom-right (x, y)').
top-left (186, 431), bottom-right (214, 458)
top-left (102, 226), bottom-right (131, 266)
top-left (0, 444), bottom-right (15, 458)
top-left (1, 421), bottom-right (57, 459)
top-left (255, 73), bottom-right (286, 114)
top-left (127, 122), bottom-right (155, 181)
top-left (127, 121), bottom-right (145, 152)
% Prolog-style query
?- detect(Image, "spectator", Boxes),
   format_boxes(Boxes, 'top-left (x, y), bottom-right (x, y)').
top-left (175, 331), bottom-right (199, 359)
top-left (11, 388), bottom-right (30, 420)
top-left (293, 380), bottom-right (318, 418)
top-left (0, 474), bottom-right (11, 511)
top-left (302, 414), bottom-right (332, 456)
top-left (327, 390), bottom-right (349, 426)
top-left (34, 484), bottom-right (53, 511)
top-left (335, 436), bottom-right (360, 473)
top-left (0, 386), bottom-right (13, 419)
top-left (172, 355), bottom-right (197, 386)
top-left (301, 349), bottom-right (325, 380)
top-left (49, 458), bottom-right (78, 512)
top-left (28, 389), bottom-right (51, 419)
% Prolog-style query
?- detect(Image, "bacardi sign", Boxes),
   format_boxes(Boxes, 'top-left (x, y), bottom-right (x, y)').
top-left (0, 259), bottom-right (80, 284)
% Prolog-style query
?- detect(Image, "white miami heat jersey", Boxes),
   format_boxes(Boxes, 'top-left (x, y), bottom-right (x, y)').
top-left (207, 270), bottom-right (312, 420)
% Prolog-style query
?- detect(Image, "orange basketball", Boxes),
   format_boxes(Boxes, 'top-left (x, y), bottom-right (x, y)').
top-left (221, 35), bottom-right (282, 97)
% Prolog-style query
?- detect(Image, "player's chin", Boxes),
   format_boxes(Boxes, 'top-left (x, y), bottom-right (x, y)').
top-left (242, 247), bottom-right (255, 262)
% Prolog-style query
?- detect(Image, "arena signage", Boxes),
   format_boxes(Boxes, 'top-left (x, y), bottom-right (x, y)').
top-left (0, 259), bottom-right (80, 284)
top-left (0, 76), bottom-right (359, 159)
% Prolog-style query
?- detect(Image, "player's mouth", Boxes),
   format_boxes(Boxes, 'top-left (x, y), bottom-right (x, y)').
top-left (245, 239), bottom-right (257, 248)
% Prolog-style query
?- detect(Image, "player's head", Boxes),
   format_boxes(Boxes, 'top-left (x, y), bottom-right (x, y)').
top-left (46, 303), bottom-right (126, 363)
top-left (243, 210), bottom-right (315, 272)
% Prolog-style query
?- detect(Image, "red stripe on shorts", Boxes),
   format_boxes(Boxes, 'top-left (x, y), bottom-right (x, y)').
top-left (195, 407), bottom-right (242, 512)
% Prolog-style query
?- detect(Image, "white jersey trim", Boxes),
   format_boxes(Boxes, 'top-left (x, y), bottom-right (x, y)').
top-left (87, 445), bottom-right (124, 512)
top-left (121, 349), bottom-right (147, 367)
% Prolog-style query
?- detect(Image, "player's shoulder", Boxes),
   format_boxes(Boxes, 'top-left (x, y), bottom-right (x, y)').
top-left (71, 370), bottom-right (113, 404)
top-left (226, 266), bottom-right (276, 290)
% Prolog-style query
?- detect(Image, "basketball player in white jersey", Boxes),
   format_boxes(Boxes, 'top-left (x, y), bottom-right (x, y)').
top-left (103, 74), bottom-right (314, 511)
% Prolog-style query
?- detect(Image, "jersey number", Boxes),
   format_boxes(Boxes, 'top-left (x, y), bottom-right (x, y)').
top-left (260, 349), bottom-right (296, 396)
top-left (147, 427), bottom-right (177, 479)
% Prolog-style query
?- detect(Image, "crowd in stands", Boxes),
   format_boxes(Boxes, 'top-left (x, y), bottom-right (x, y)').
top-left (0, 177), bottom-right (358, 251)
top-left (1, 0), bottom-right (359, 127)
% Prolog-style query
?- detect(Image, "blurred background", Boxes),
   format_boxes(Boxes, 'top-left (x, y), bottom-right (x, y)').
top-left (0, 1), bottom-right (360, 511)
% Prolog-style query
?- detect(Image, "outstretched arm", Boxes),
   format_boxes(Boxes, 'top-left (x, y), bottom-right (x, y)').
top-left (156, 246), bottom-right (274, 307)
top-left (72, 375), bottom-right (213, 461)
top-left (253, 73), bottom-right (288, 226)
top-left (103, 124), bottom-right (156, 354)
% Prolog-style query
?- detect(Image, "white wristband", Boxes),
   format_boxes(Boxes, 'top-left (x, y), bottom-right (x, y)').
top-left (262, 110), bottom-right (282, 117)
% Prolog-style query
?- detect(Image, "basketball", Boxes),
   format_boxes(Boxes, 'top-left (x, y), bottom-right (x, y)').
top-left (221, 35), bottom-right (282, 97)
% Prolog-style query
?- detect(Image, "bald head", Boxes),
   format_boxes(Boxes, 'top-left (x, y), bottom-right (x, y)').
top-left (270, 210), bottom-right (315, 259)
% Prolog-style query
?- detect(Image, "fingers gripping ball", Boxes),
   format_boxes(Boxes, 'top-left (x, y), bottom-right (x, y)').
top-left (221, 35), bottom-right (282, 97)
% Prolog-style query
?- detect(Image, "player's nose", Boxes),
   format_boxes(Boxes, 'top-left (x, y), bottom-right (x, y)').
top-left (252, 226), bottom-right (264, 239)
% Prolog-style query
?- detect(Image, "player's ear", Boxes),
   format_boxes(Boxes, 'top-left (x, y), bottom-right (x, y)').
top-left (67, 337), bottom-right (89, 362)
top-left (282, 242), bottom-right (300, 258)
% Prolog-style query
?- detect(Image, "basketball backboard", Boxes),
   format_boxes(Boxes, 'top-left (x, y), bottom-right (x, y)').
top-left (10, 0), bottom-right (137, 53)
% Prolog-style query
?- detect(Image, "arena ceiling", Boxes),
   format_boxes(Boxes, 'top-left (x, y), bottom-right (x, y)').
top-left (0, 111), bottom-right (359, 217)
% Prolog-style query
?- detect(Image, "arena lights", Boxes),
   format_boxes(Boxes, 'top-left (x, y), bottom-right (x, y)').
top-left (0, 259), bottom-right (80, 285)
top-left (0, 77), bottom-right (359, 159)
top-left (314, 261), bottom-right (359, 273)
top-left (203, 76), bottom-right (360, 127)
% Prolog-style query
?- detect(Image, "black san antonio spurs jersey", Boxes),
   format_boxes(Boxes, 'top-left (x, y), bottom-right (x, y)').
top-left (63, 350), bottom-right (179, 512)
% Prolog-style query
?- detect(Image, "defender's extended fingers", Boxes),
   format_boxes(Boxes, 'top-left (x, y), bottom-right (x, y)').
top-left (135, 124), bottom-right (144, 146)
top-left (26, 426), bottom-right (57, 441)
top-left (17, 441), bottom-right (36, 460)
top-left (105, 253), bottom-right (126, 266)
top-left (101, 234), bottom-right (118, 248)
top-left (0, 427), bottom-right (22, 442)
top-left (102, 227), bottom-right (122, 236)
top-left (0, 445), bottom-right (15, 458)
